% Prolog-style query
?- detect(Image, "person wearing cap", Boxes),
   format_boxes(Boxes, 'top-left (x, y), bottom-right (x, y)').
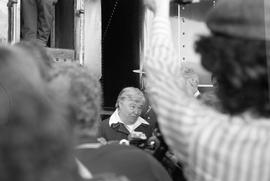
top-left (143, 0), bottom-right (270, 181)
top-left (21, 0), bottom-right (58, 46)
top-left (97, 87), bottom-right (154, 143)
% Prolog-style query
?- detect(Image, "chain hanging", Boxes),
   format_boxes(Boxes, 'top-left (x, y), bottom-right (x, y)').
top-left (102, 0), bottom-right (120, 43)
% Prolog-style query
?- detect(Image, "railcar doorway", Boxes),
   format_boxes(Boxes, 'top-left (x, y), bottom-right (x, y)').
top-left (6, 0), bottom-right (85, 62)
top-left (101, 0), bottom-right (144, 110)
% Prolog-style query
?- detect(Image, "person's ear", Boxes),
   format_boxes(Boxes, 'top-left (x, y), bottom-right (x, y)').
top-left (118, 100), bottom-right (123, 110)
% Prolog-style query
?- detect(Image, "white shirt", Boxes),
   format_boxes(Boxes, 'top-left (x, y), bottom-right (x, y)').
top-left (109, 109), bottom-right (149, 133)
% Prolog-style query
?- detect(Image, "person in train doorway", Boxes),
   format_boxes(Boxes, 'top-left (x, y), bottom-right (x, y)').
top-left (97, 87), bottom-right (155, 145)
top-left (49, 63), bottom-right (172, 181)
top-left (21, 0), bottom-right (58, 46)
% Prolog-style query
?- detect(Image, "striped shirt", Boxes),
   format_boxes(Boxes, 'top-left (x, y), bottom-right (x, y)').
top-left (144, 17), bottom-right (270, 181)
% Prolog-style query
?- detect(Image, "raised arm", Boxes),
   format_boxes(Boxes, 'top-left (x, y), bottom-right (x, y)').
top-left (143, 0), bottom-right (215, 162)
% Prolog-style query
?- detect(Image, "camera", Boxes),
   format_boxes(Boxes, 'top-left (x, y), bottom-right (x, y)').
top-left (128, 136), bottom-right (160, 150)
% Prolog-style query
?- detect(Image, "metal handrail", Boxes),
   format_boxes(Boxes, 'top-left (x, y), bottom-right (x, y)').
top-left (7, 0), bottom-right (20, 44)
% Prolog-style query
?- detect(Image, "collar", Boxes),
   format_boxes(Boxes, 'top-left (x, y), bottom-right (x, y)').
top-left (109, 109), bottom-right (149, 128)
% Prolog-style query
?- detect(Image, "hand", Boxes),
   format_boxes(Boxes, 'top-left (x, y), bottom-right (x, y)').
top-left (128, 131), bottom-right (147, 140)
top-left (143, 0), bottom-right (172, 16)
top-left (97, 137), bottom-right (122, 145)
top-left (181, 65), bottom-right (199, 96)
top-left (186, 77), bottom-right (199, 96)
top-left (147, 135), bottom-right (160, 150)
top-left (143, 0), bottom-right (157, 12)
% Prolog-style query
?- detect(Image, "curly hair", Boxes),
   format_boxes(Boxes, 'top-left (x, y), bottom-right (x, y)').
top-left (195, 34), bottom-right (270, 117)
top-left (0, 46), bottom-right (79, 181)
top-left (51, 62), bottom-right (102, 134)
top-left (15, 41), bottom-right (55, 81)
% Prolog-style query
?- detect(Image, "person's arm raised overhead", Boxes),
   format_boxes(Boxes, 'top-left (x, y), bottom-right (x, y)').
top-left (143, 0), bottom-right (219, 162)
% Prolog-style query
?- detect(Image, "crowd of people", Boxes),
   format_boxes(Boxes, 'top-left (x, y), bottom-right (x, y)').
top-left (0, 41), bottom-right (173, 181)
top-left (1, 0), bottom-right (270, 180)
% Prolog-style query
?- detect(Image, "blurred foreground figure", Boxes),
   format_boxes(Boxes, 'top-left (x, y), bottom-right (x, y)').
top-left (21, 0), bottom-right (57, 46)
top-left (143, 0), bottom-right (270, 181)
top-left (15, 41), bottom-right (55, 81)
top-left (51, 63), bottom-right (172, 181)
top-left (0, 45), bottom-right (79, 181)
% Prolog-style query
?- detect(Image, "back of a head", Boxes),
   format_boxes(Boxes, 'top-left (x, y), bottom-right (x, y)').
top-left (76, 144), bottom-right (172, 181)
top-left (195, 0), bottom-right (270, 117)
top-left (50, 62), bottom-right (102, 137)
top-left (0, 46), bottom-right (78, 181)
top-left (15, 41), bottom-right (55, 81)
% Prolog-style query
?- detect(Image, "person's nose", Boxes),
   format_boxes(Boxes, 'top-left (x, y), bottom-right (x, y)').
top-left (133, 108), bottom-right (141, 115)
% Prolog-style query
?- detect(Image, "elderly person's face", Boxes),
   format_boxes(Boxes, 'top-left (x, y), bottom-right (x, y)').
top-left (118, 97), bottom-right (144, 125)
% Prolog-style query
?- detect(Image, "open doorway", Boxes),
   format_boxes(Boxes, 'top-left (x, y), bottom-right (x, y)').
top-left (101, 0), bottom-right (144, 110)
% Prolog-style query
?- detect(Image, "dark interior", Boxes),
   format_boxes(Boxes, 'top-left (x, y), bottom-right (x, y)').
top-left (101, 0), bottom-right (143, 109)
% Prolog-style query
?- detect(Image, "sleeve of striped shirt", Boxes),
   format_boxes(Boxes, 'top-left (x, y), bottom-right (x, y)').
top-left (144, 16), bottom-right (217, 162)
top-left (144, 16), bottom-right (270, 181)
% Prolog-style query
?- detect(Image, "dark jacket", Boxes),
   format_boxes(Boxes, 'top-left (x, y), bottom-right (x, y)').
top-left (97, 118), bottom-right (154, 141)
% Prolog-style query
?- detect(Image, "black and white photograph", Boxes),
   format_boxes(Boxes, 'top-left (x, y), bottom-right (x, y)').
top-left (0, 0), bottom-right (269, 181)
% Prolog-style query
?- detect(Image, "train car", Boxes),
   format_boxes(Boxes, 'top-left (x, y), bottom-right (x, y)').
top-left (0, 0), bottom-right (216, 111)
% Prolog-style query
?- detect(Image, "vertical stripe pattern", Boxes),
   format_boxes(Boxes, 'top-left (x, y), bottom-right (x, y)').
top-left (144, 16), bottom-right (270, 181)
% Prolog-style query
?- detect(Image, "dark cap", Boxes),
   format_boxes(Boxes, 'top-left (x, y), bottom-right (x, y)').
top-left (206, 0), bottom-right (270, 40)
